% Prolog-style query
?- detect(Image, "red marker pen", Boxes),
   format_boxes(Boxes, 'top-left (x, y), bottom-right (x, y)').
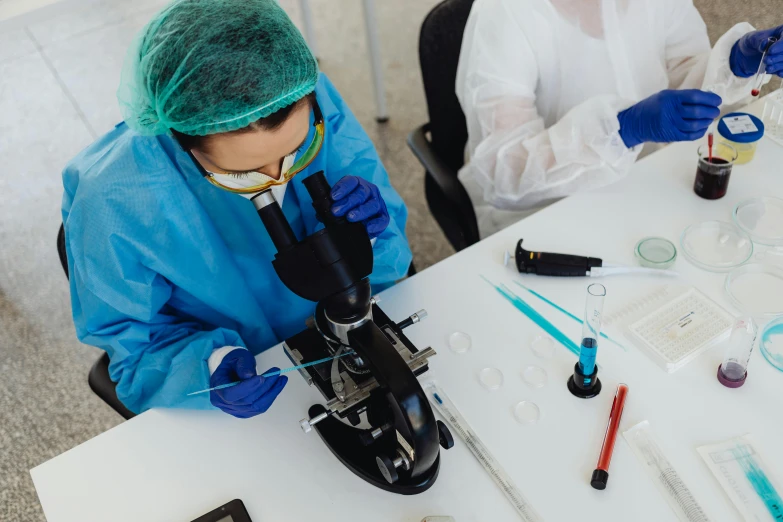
top-left (591, 383), bottom-right (629, 490)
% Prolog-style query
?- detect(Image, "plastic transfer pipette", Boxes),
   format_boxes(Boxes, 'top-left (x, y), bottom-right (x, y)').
top-left (513, 281), bottom-right (627, 351)
top-left (482, 275), bottom-right (580, 356)
top-left (751, 37), bottom-right (779, 97)
top-left (186, 351), bottom-right (355, 396)
top-left (624, 421), bottom-right (711, 522)
top-left (424, 381), bottom-right (543, 522)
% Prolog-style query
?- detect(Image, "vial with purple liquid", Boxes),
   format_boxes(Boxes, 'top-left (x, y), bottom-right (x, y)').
top-left (717, 317), bottom-right (758, 388)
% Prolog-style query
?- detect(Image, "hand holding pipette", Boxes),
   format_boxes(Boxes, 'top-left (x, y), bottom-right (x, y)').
top-left (206, 348), bottom-right (288, 418)
top-left (188, 350), bottom-right (355, 396)
top-left (751, 37), bottom-right (779, 96)
top-left (730, 27), bottom-right (783, 87)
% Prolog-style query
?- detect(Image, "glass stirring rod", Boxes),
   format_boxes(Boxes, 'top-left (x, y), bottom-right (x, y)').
top-left (752, 37), bottom-right (779, 97)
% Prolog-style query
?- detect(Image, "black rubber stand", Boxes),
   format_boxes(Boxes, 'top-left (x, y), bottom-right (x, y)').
top-left (567, 362), bottom-right (602, 399)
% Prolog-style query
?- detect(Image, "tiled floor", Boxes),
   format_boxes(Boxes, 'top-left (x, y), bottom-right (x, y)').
top-left (0, 0), bottom-right (779, 520)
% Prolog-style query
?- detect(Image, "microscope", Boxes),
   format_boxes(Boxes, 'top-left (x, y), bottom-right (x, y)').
top-left (252, 171), bottom-right (452, 494)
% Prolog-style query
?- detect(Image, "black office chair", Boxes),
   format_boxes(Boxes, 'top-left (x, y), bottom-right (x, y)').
top-left (407, 0), bottom-right (478, 252)
top-left (57, 224), bottom-right (136, 420)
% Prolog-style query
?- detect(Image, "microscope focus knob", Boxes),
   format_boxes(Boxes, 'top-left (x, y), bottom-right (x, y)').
top-left (437, 420), bottom-right (454, 450)
top-left (376, 454), bottom-right (399, 484)
top-left (300, 410), bottom-right (331, 434)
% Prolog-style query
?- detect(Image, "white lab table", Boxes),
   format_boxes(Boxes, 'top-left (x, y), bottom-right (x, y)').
top-left (32, 102), bottom-right (783, 522)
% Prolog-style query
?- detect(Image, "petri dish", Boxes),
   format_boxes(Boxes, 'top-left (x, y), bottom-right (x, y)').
top-left (680, 221), bottom-right (753, 272)
top-left (522, 366), bottom-right (548, 388)
top-left (514, 401), bottom-right (541, 425)
top-left (760, 316), bottom-right (783, 372)
top-left (448, 332), bottom-right (472, 354)
top-left (725, 263), bottom-right (783, 319)
top-left (530, 335), bottom-right (555, 359)
top-left (733, 197), bottom-right (783, 246)
top-left (478, 368), bottom-right (504, 391)
top-left (635, 237), bottom-right (677, 269)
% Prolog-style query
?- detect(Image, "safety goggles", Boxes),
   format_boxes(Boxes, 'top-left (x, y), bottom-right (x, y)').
top-left (203, 98), bottom-right (324, 195)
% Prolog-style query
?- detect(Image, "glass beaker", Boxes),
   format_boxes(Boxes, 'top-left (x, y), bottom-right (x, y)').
top-left (694, 143), bottom-right (738, 200)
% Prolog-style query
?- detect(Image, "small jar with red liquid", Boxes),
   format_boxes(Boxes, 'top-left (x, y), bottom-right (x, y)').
top-left (694, 142), bottom-right (737, 200)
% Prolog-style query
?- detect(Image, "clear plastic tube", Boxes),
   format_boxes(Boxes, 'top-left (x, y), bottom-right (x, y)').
top-left (752, 37), bottom-right (778, 97)
top-left (624, 421), bottom-right (712, 522)
top-left (717, 317), bottom-right (758, 387)
top-left (423, 381), bottom-right (542, 522)
top-left (579, 283), bottom-right (606, 375)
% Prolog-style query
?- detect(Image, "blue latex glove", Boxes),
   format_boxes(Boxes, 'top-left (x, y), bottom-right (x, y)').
top-left (330, 176), bottom-right (390, 238)
top-left (210, 349), bottom-right (287, 418)
top-left (730, 26), bottom-right (783, 78)
top-left (617, 89), bottom-right (722, 149)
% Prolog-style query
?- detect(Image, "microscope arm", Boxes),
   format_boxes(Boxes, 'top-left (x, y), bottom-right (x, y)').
top-left (348, 320), bottom-right (439, 478)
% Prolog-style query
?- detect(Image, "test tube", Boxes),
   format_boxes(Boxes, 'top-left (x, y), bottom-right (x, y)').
top-left (568, 283), bottom-right (606, 398)
top-left (580, 283), bottom-right (606, 374)
top-left (751, 37), bottom-right (778, 97)
top-left (717, 317), bottom-right (758, 388)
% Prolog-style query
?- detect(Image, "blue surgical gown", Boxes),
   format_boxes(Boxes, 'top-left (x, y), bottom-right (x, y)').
top-left (61, 74), bottom-right (412, 414)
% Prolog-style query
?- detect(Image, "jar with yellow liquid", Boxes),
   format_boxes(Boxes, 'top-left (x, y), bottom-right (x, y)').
top-left (717, 112), bottom-right (765, 165)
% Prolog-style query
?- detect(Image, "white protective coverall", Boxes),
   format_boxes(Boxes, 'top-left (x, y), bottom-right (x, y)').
top-left (457, 0), bottom-right (762, 237)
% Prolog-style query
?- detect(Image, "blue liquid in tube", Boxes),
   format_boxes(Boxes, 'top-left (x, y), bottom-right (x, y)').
top-left (579, 337), bottom-right (598, 375)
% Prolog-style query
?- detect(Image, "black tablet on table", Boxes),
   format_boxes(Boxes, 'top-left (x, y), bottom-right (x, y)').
top-left (191, 499), bottom-right (252, 522)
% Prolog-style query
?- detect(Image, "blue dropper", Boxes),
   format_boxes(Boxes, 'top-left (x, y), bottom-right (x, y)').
top-left (187, 351), bottom-right (355, 396)
top-left (513, 281), bottom-right (626, 351)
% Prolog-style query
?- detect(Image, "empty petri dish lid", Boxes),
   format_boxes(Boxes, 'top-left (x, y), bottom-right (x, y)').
top-left (479, 368), bottom-right (504, 391)
top-left (733, 197), bottom-right (783, 246)
top-left (725, 263), bottom-right (783, 319)
top-left (522, 366), bottom-right (548, 388)
top-left (680, 221), bottom-right (753, 272)
top-left (448, 332), bottom-right (472, 354)
top-left (530, 335), bottom-right (555, 359)
top-left (635, 237), bottom-right (677, 269)
top-left (760, 316), bottom-right (783, 372)
top-left (514, 401), bottom-right (541, 425)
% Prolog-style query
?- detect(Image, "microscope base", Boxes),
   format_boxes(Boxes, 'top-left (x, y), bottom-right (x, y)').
top-left (308, 403), bottom-right (440, 494)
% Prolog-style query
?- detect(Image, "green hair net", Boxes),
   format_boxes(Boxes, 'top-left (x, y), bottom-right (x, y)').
top-left (118, 0), bottom-right (319, 136)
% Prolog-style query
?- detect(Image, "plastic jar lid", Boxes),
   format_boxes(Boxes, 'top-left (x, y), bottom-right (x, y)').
top-left (635, 237), bottom-right (677, 269)
top-left (680, 221), bottom-right (753, 272)
top-left (514, 401), bottom-right (541, 424)
top-left (479, 368), bottom-right (504, 391)
top-left (522, 366), bottom-right (548, 388)
top-left (448, 332), bottom-right (472, 354)
top-left (530, 335), bottom-right (555, 359)
top-left (733, 197), bottom-right (783, 246)
top-left (717, 112), bottom-right (765, 143)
